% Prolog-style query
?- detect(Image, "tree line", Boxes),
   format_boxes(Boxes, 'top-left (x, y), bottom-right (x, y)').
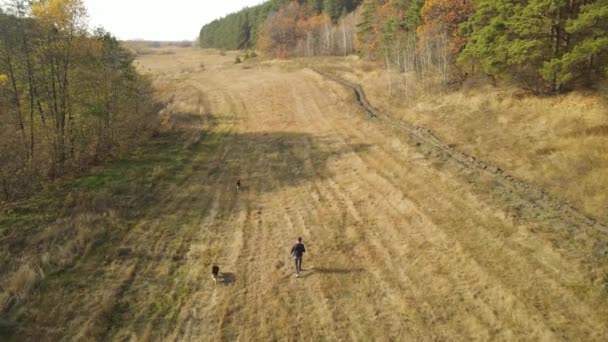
top-left (199, 0), bottom-right (363, 51)
top-left (0, 0), bottom-right (158, 201)
top-left (257, 2), bottom-right (360, 58)
top-left (358, 0), bottom-right (608, 94)
top-left (200, 0), bottom-right (608, 93)
top-left (460, 0), bottom-right (608, 92)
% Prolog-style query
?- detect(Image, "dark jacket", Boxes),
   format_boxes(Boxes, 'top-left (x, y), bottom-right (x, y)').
top-left (291, 242), bottom-right (306, 258)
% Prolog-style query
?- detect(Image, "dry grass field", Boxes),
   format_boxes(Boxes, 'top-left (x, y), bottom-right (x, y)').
top-left (1, 47), bottom-right (607, 341)
top-left (310, 56), bottom-right (608, 223)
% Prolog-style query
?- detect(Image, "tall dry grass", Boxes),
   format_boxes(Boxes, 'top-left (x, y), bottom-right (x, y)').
top-left (1, 264), bottom-right (42, 307)
top-left (307, 56), bottom-right (608, 222)
top-left (403, 87), bottom-right (608, 221)
top-left (0, 212), bottom-right (117, 315)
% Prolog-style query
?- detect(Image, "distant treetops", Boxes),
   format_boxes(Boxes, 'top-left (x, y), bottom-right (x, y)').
top-left (200, 0), bottom-right (608, 92)
top-left (199, 0), bottom-right (362, 51)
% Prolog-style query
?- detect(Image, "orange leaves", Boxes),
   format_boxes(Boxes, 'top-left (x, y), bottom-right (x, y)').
top-left (257, 1), bottom-right (356, 57)
top-left (357, 0), bottom-right (389, 58)
top-left (418, 0), bottom-right (473, 57)
top-left (306, 13), bottom-right (331, 31)
top-left (257, 1), bottom-right (308, 57)
top-left (298, 13), bottom-right (331, 40)
top-left (376, 2), bottom-right (390, 18)
top-left (418, 0), bottom-right (473, 40)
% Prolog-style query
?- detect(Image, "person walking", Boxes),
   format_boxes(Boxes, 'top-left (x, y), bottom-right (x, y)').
top-left (291, 237), bottom-right (306, 278)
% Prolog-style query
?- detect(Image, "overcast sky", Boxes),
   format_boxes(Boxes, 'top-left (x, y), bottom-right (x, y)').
top-left (83, 0), bottom-right (266, 41)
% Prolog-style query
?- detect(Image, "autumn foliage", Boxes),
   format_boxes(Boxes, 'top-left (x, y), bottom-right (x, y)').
top-left (0, 0), bottom-right (157, 200)
top-left (258, 2), bottom-right (308, 58)
top-left (31, 0), bottom-right (87, 30)
top-left (204, 0), bottom-right (608, 92)
top-left (418, 0), bottom-right (473, 59)
top-left (257, 1), bottom-right (358, 58)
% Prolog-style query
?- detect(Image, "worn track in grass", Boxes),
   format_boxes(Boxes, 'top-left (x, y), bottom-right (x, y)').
top-left (8, 49), bottom-right (608, 341)
top-left (312, 68), bottom-right (608, 237)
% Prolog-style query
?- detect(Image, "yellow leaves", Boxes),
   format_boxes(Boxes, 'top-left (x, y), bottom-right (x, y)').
top-left (31, 0), bottom-right (87, 31)
top-left (0, 74), bottom-right (8, 84)
top-left (306, 14), bottom-right (331, 30)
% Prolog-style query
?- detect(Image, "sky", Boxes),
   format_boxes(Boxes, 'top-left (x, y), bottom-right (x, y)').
top-left (83, 0), bottom-right (266, 41)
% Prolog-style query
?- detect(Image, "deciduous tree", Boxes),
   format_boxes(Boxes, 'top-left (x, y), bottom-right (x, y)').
top-left (0, 1), bottom-right (157, 200)
top-left (418, 0), bottom-right (473, 60)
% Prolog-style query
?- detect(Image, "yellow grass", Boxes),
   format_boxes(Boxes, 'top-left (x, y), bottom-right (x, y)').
top-left (5, 264), bottom-right (41, 300)
top-left (1, 48), bottom-right (607, 340)
top-left (311, 56), bottom-right (608, 222)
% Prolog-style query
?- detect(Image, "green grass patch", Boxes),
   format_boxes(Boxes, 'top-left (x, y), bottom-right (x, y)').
top-left (0, 133), bottom-right (191, 230)
top-left (69, 133), bottom-right (186, 190)
top-left (0, 125), bottom-right (230, 340)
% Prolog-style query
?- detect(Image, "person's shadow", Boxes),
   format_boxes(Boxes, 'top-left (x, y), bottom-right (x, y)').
top-left (221, 272), bottom-right (236, 285)
top-left (298, 267), bottom-right (364, 278)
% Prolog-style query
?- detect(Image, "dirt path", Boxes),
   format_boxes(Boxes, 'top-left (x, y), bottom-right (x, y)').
top-left (25, 48), bottom-right (605, 340)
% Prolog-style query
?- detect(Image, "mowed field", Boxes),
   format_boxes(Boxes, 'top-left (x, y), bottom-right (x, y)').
top-left (130, 48), bottom-right (608, 341)
top-left (5, 47), bottom-right (608, 340)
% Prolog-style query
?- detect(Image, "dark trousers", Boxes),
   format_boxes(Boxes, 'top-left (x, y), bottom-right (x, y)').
top-left (294, 257), bottom-right (303, 274)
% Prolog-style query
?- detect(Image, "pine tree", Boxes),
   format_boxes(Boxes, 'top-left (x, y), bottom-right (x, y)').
top-left (356, 0), bottom-right (387, 57)
top-left (307, 0), bottom-right (323, 15)
top-left (460, 0), bottom-right (608, 91)
top-left (324, 0), bottom-right (340, 22)
top-left (542, 0), bottom-right (608, 88)
top-left (403, 0), bottom-right (424, 32)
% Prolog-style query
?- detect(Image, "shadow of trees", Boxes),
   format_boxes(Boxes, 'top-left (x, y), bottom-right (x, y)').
top-left (159, 111), bottom-right (371, 196)
top-left (194, 130), bottom-right (370, 194)
top-left (0, 113), bottom-right (371, 340)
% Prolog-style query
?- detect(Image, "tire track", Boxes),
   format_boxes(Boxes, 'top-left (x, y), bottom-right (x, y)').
top-left (302, 70), bottom-right (607, 339)
top-left (131, 51), bottom-right (608, 341)
top-left (289, 80), bottom-right (447, 340)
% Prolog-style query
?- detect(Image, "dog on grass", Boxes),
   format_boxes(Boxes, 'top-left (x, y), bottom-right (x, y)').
top-left (212, 265), bottom-right (220, 284)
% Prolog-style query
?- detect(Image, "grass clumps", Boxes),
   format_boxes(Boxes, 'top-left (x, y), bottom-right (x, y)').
top-left (0, 132), bottom-right (198, 338)
top-left (244, 50), bottom-right (257, 59)
top-left (3, 264), bottom-right (42, 303)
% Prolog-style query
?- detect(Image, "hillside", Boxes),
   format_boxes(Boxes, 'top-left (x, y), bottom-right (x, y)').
top-left (306, 55), bottom-right (608, 224)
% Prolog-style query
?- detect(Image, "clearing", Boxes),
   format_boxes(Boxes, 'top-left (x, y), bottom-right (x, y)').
top-left (2, 47), bottom-right (607, 341)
